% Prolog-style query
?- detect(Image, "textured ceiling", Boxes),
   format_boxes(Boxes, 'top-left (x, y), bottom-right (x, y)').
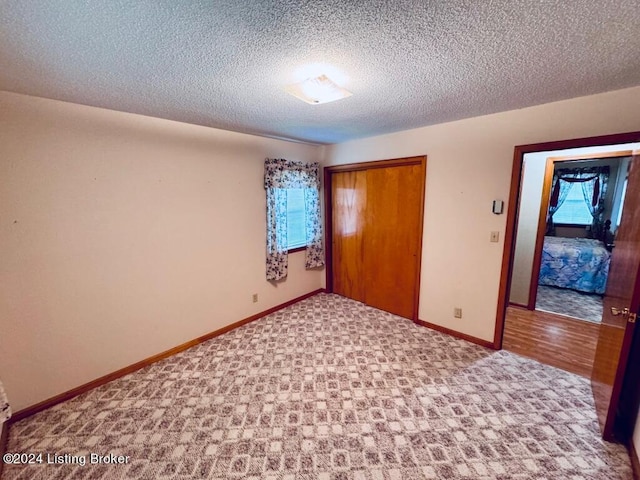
top-left (2, 1), bottom-right (640, 145)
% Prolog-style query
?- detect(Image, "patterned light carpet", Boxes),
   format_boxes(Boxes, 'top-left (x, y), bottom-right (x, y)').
top-left (535, 285), bottom-right (604, 323)
top-left (4, 294), bottom-right (631, 479)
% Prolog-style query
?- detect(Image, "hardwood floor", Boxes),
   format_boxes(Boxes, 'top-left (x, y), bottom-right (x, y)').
top-left (503, 305), bottom-right (599, 378)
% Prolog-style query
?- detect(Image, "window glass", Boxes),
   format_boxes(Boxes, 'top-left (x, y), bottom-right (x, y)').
top-left (553, 183), bottom-right (593, 225)
top-left (286, 189), bottom-right (307, 249)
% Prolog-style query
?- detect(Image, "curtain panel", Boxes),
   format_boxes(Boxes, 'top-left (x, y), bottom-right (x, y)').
top-left (264, 158), bottom-right (324, 281)
top-left (579, 166), bottom-right (610, 238)
top-left (547, 172), bottom-right (576, 234)
top-left (0, 379), bottom-right (11, 424)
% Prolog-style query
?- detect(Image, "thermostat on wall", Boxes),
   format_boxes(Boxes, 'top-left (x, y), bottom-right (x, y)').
top-left (492, 200), bottom-right (504, 215)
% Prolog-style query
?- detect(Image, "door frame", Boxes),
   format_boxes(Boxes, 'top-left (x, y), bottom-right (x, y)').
top-left (323, 156), bottom-right (427, 322)
top-left (526, 157), bottom-right (556, 309)
top-left (494, 131), bottom-right (640, 349)
top-left (526, 150), bottom-right (635, 310)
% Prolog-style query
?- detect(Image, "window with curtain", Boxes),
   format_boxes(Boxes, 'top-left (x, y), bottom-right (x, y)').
top-left (547, 165), bottom-right (610, 237)
top-left (264, 158), bottom-right (324, 281)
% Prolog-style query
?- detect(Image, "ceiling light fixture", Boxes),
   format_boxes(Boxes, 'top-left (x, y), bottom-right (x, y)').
top-left (285, 74), bottom-right (352, 105)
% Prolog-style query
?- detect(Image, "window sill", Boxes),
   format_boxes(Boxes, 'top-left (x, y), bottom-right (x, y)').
top-left (288, 246), bottom-right (307, 253)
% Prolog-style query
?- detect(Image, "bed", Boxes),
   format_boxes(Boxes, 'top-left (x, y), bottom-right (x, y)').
top-left (538, 236), bottom-right (611, 294)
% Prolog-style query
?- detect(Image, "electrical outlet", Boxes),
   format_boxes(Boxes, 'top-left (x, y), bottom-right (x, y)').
top-left (454, 307), bottom-right (462, 318)
top-left (252, 293), bottom-right (258, 303)
top-left (490, 231), bottom-right (500, 243)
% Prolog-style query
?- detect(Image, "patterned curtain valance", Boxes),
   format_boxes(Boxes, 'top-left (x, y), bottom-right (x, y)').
top-left (264, 158), bottom-right (320, 189)
top-left (555, 166), bottom-right (609, 177)
top-left (551, 166), bottom-right (610, 207)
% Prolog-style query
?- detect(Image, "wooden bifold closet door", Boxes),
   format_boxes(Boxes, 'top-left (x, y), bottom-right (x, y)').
top-left (330, 157), bottom-right (425, 320)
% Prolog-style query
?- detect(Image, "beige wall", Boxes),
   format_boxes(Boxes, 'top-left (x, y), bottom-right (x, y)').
top-left (323, 85), bottom-right (640, 343)
top-left (509, 154), bottom-right (546, 305)
top-left (0, 92), bottom-right (324, 411)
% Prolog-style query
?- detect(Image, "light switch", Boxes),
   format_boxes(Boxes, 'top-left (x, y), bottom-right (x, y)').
top-left (490, 231), bottom-right (500, 243)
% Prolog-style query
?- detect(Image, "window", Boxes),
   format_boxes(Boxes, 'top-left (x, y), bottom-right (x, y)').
top-left (553, 183), bottom-right (593, 225)
top-left (286, 188), bottom-right (307, 250)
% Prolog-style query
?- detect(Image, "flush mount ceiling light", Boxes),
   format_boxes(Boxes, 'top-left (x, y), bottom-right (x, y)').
top-left (285, 74), bottom-right (352, 105)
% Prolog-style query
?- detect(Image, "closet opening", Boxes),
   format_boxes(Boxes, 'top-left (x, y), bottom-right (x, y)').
top-left (323, 156), bottom-right (426, 321)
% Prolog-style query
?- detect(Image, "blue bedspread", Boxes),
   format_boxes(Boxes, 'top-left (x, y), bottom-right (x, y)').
top-left (538, 236), bottom-right (611, 294)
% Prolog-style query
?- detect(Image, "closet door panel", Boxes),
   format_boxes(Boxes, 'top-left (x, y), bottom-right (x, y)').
top-left (332, 170), bottom-right (367, 303)
top-left (364, 164), bottom-right (422, 319)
